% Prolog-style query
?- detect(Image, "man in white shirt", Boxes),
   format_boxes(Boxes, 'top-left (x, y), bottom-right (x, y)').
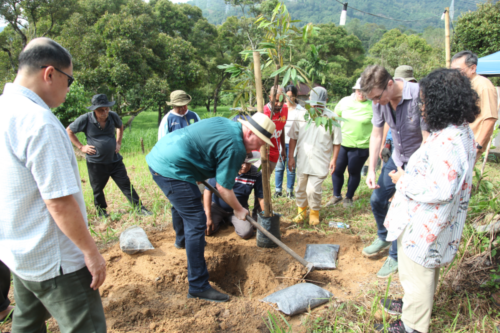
top-left (288, 87), bottom-right (342, 225)
top-left (0, 38), bottom-right (106, 332)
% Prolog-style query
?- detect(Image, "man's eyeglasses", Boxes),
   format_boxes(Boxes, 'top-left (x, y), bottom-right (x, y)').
top-left (371, 80), bottom-right (389, 102)
top-left (40, 66), bottom-right (74, 87)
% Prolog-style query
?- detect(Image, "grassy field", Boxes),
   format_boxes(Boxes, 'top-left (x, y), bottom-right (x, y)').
top-left (4, 110), bottom-right (500, 332)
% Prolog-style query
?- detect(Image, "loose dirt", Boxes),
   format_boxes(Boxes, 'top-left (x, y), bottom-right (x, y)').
top-left (100, 222), bottom-right (390, 332)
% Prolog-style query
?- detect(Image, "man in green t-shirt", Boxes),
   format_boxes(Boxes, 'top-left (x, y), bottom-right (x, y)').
top-left (147, 113), bottom-right (275, 302)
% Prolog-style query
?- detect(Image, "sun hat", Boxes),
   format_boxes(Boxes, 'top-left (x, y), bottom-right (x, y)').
top-left (238, 113), bottom-right (276, 147)
top-left (309, 87), bottom-right (328, 107)
top-left (352, 78), bottom-right (362, 90)
top-left (394, 65), bottom-right (416, 82)
top-left (87, 94), bottom-right (115, 110)
top-left (244, 151), bottom-right (261, 164)
top-left (166, 90), bottom-right (192, 107)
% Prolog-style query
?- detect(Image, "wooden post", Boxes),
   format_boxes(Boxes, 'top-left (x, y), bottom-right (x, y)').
top-left (140, 137), bottom-right (145, 154)
top-left (445, 8), bottom-right (451, 68)
top-left (253, 51), bottom-right (273, 217)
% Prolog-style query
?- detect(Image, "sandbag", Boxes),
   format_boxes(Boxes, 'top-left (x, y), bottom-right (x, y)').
top-left (303, 244), bottom-right (340, 270)
top-left (262, 283), bottom-right (333, 316)
top-left (120, 226), bottom-right (154, 255)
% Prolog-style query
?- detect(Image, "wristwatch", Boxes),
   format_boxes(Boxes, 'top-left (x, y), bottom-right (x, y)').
top-left (476, 143), bottom-right (483, 150)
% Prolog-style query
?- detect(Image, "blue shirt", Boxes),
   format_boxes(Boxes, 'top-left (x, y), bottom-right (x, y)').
top-left (371, 79), bottom-right (429, 167)
top-left (0, 83), bottom-right (87, 282)
top-left (158, 110), bottom-right (201, 140)
top-left (207, 165), bottom-right (263, 213)
top-left (387, 129), bottom-right (393, 141)
top-left (147, 117), bottom-right (247, 189)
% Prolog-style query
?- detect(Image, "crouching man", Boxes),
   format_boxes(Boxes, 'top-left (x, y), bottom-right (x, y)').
top-left (204, 152), bottom-right (264, 239)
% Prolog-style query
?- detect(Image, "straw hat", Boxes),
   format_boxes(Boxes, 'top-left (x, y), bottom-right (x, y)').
top-left (238, 113), bottom-right (276, 147)
top-left (166, 90), bottom-right (192, 107)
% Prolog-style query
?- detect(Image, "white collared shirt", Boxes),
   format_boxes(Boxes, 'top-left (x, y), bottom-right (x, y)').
top-left (0, 83), bottom-right (86, 281)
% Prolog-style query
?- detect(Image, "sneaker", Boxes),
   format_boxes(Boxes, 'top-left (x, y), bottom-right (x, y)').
top-left (377, 257), bottom-right (398, 278)
top-left (362, 238), bottom-right (391, 257)
top-left (97, 208), bottom-right (110, 219)
top-left (187, 287), bottom-right (229, 303)
top-left (380, 298), bottom-right (403, 315)
top-left (139, 207), bottom-right (153, 216)
top-left (286, 191), bottom-right (295, 199)
top-left (374, 319), bottom-right (419, 332)
top-left (273, 191), bottom-right (283, 198)
top-left (343, 198), bottom-right (353, 208)
top-left (174, 242), bottom-right (185, 249)
top-left (325, 196), bottom-right (343, 207)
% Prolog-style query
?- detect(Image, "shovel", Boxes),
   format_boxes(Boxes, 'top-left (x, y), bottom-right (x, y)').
top-left (201, 180), bottom-right (314, 275)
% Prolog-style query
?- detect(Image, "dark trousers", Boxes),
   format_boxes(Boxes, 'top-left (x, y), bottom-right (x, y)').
top-left (332, 146), bottom-right (370, 199)
top-left (12, 267), bottom-right (106, 333)
top-left (370, 157), bottom-right (401, 261)
top-left (149, 167), bottom-right (210, 293)
top-left (87, 160), bottom-right (141, 210)
top-left (0, 260), bottom-right (10, 313)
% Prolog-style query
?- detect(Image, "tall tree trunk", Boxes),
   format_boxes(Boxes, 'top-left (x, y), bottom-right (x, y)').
top-left (206, 99), bottom-right (211, 113)
top-left (213, 75), bottom-right (228, 114)
top-left (158, 104), bottom-right (162, 127)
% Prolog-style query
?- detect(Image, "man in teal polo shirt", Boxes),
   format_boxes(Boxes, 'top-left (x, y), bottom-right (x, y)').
top-left (147, 113), bottom-right (275, 302)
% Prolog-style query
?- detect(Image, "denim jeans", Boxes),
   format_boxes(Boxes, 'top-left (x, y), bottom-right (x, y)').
top-left (149, 167), bottom-right (210, 293)
top-left (275, 144), bottom-right (296, 193)
top-left (369, 157), bottom-right (399, 261)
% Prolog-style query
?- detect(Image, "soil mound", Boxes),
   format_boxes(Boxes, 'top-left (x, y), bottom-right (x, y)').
top-left (100, 224), bottom-right (385, 332)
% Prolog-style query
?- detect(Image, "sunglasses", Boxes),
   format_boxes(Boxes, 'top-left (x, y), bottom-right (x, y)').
top-left (40, 66), bottom-right (75, 87)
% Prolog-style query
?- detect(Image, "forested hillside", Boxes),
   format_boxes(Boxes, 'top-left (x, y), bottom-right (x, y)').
top-left (189, 0), bottom-right (483, 31)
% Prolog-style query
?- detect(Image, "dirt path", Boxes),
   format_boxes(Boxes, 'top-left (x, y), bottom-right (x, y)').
top-left (99, 223), bottom-right (399, 332)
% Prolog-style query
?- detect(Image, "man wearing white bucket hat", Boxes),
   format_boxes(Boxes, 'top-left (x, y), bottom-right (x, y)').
top-left (204, 151), bottom-right (264, 239)
top-left (147, 113), bottom-right (274, 303)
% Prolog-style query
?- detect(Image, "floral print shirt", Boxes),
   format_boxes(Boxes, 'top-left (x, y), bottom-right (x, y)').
top-left (384, 124), bottom-right (476, 268)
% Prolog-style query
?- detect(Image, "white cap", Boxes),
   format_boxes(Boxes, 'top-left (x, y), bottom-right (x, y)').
top-left (352, 78), bottom-right (362, 90)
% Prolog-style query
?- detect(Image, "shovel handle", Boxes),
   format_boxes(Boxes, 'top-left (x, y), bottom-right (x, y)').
top-left (201, 180), bottom-right (312, 270)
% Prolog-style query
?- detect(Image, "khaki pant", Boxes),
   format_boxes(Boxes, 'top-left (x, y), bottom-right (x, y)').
top-left (398, 232), bottom-right (440, 333)
top-left (295, 173), bottom-right (326, 211)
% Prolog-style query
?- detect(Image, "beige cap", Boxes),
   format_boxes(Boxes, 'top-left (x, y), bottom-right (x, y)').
top-left (238, 113), bottom-right (276, 147)
top-left (167, 90), bottom-right (192, 106)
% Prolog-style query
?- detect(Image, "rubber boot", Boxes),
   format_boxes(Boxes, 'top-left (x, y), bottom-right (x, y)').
top-left (309, 210), bottom-right (320, 226)
top-left (292, 206), bottom-right (308, 223)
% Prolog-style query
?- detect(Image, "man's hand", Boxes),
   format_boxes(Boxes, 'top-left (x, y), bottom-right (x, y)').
top-left (389, 167), bottom-right (405, 184)
top-left (234, 207), bottom-right (249, 221)
top-left (84, 250), bottom-right (106, 290)
top-left (206, 218), bottom-right (214, 236)
top-left (115, 142), bottom-right (121, 154)
top-left (288, 156), bottom-right (295, 172)
top-left (329, 159), bottom-right (336, 175)
top-left (281, 148), bottom-right (287, 163)
top-left (81, 145), bottom-right (96, 155)
top-left (366, 170), bottom-right (380, 190)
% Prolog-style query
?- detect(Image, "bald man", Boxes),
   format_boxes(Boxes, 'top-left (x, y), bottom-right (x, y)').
top-left (0, 38), bottom-right (106, 332)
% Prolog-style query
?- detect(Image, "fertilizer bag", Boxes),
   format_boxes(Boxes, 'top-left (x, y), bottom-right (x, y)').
top-left (120, 226), bottom-right (154, 254)
top-left (303, 244), bottom-right (340, 270)
top-left (262, 283), bottom-right (333, 316)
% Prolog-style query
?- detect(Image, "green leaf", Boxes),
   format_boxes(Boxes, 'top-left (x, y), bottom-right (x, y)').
top-left (282, 68), bottom-right (291, 87)
top-left (270, 66), bottom-right (289, 77)
top-left (291, 68), bottom-right (297, 82)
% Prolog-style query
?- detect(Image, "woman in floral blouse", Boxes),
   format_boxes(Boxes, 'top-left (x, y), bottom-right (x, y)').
top-left (375, 68), bottom-right (479, 333)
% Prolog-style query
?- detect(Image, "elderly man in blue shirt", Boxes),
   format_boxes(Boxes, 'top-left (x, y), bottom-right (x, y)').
top-left (147, 113), bottom-right (275, 302)
top-left (0, 38), bottom-right (106, 332)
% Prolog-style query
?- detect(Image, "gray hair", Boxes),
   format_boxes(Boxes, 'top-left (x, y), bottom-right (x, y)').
top-left (451, 50), bottom-right (478, 67)
top-left (269, 85), bottom-right (285, 96)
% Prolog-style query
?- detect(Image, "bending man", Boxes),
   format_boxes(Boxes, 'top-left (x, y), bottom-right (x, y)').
top-left (147, 113), bottom-right (275, 302)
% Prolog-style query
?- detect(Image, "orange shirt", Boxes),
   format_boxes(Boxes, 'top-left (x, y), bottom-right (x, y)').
top-left (470, 74), bottom-right (498, 140)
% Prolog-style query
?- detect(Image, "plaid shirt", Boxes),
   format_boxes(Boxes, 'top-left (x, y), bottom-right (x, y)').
top-left (0, 83), bottom-right (87, 282)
